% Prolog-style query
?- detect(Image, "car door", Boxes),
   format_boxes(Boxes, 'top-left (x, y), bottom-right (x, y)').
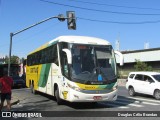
top-left (134, 74), bottom-right (145, 93)
top-left (142, 75), bottom-right (155, 95)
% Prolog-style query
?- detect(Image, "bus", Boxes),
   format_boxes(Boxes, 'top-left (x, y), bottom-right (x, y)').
top-left (26, 36), bottom-right (123, 105)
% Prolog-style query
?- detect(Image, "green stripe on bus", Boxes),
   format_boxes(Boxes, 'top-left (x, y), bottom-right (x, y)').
top-left (97, 82), bottom-right (116, 90)
top-left (100, 82), bottom-right (116, 89)
top-left (38, 63), bottom-right (51, 87)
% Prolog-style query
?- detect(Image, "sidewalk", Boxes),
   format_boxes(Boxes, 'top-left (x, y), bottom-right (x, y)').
top-left (10, 92), bottom-right (20, 106)
top-left (0, 92), bottom-right (19, 110)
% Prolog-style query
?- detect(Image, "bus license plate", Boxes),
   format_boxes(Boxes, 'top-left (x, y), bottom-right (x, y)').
top-left (93, 96), bottom-right (102, 100)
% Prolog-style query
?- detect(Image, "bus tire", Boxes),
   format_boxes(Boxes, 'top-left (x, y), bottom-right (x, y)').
top-left (30, 84), bottom-right (36, 94)
top-left (55, 87), bottom-right (63, 105)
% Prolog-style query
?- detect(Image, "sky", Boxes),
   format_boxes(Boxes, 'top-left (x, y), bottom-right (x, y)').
top-left (1, 0), bottom-right (160, 58)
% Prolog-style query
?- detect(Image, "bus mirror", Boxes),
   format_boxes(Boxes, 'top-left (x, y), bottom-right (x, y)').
top-left (114, 51), bottom-right (124, 66)
top-left (62, 49), bottom-right (72, 64)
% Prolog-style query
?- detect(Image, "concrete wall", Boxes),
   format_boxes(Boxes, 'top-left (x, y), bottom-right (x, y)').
top-left (116, 48), bottom-right (160, 78)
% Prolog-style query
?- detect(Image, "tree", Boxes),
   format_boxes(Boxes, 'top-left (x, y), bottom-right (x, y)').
top-left (4, 55), bottom-right (20, 64)
top-left (134, 59), bottom-right (152, 71)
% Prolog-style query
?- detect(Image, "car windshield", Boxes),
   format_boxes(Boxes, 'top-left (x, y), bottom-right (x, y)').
top-left (152, 74), bottom-right (160, 82)
top-left (71, 44), bottom-right (117, 83)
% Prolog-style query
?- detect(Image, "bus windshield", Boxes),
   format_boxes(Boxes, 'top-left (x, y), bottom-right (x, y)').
top-left (71, 44), bottom-right (117, 84)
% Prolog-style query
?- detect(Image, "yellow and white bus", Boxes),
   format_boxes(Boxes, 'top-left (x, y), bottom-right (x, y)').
top-left (26, 36), bottom-right (123, 105)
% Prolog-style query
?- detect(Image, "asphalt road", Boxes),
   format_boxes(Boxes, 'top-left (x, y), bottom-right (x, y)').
top-left (1, 86), bottom-right (160, 120)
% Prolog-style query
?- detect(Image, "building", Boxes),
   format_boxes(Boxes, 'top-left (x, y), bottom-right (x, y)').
top-left (116, 47), bottom-right (160, 77)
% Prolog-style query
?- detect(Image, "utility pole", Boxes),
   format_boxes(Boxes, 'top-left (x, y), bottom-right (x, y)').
top-left (8, 11), bottom-right (76, 76)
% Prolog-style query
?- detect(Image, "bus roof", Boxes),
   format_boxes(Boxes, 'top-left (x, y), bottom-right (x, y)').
top-left (28, 36), bottom-right (111, 55)
top-left (50, 36), bottom-right (110, 45)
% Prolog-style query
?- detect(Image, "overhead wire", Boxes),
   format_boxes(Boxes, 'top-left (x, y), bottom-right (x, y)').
top-left (77, 17), bottom-right (160, 24)
top-left (39, 0), bottom-right (160, 24)
top-left (39, 0), bottom-right (160, 16)
top-left (69, 0), bottom-right (160, 11)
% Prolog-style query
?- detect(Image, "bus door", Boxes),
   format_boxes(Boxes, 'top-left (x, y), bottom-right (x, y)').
top-left (60, 51), bottom-right (70, 98)
top-left (46, 64), bottom-right (53, 95)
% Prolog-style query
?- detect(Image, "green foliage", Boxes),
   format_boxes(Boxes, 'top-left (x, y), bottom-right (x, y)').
top-left (134, 59), bottom-right (152, 71)
top-left (4, 55), bottom-right (20, 64)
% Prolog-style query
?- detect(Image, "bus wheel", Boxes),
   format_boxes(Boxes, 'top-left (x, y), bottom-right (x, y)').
top-left (55, 87), bottom-right (63, 105)
top-left (30, 84), bottom-right (36, 94)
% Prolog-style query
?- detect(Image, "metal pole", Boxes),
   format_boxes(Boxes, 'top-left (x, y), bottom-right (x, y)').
top-left (7, 15), bottom-right (66, 76)
top-left (8, 33), bottom-right (13, 76)
top-left (13, 16), bottom-right (60, 36)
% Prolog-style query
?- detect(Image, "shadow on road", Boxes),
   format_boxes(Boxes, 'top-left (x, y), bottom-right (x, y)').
top-left (21, 91), bottom-right (136, 110)
top-left (11, 90), bottom-right (158, 112)
top-left (2, 92), bottom-right (159, 119)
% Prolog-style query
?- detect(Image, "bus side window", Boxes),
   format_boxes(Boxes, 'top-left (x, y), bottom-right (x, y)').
top-left (53, 45), bottom-right (59, 66)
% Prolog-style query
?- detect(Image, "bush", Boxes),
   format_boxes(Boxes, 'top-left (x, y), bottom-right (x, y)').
top-left (134, 60), bottom-right (152, 71)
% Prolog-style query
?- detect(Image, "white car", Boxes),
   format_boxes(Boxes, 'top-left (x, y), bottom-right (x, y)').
top-left (126, 72), bottom-right (160, 100)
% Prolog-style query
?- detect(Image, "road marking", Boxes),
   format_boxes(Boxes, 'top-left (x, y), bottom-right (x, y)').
top-left (118, 98), bottom-right (160, 106)
top-left (112, 101), bottom-right (143, 107)
top-left (100, 102), bottom-right (129, 109)
top-left (126, 96), bottom-right (160, 103)
top-left (117, 106), bottom-right (129, 109)
top-left (141, 101), bottom-right (159, 105)
top-left (128, 103), bottom-right (143, 107)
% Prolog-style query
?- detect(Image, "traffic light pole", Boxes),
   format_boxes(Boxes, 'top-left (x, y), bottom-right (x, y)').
top-left (8, 11), bottom-right (76, 76)
top-left (8, 15), bottom-right (64, 76)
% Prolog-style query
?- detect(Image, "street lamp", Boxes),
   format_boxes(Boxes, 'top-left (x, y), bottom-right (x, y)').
top-left (8, 11), bottom-right (76, 76)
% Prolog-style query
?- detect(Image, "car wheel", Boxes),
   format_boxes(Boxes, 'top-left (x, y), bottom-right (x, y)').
top-left (128, 87), bottom-right (135, 96)
top-left (55, 87), bottom-right (63, 105)
top-left (154, 90), bottom-right (160, 100)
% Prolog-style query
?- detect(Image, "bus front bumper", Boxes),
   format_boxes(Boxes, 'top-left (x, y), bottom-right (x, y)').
top-left (67, 89), bottom-right (118, 102)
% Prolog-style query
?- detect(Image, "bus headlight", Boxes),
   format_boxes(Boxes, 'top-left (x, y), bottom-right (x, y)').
top-left (67, 83), bottom-right (82, 92)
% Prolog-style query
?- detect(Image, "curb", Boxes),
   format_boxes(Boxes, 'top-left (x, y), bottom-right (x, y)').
top-left (11, 99), bottom-right (20, 106)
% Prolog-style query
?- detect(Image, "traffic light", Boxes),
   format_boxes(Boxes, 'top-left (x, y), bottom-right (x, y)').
top-left (67, 11), bottom-right (76, 30)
